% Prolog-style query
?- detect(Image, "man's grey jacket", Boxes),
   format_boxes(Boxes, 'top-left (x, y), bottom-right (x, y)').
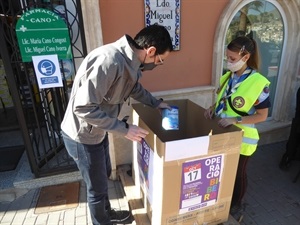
top-left (61, 35), bottom-right (162, 144)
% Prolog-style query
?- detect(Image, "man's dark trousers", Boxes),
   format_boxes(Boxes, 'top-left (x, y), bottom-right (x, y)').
top-left (62, 132), bottom-right (112, 225)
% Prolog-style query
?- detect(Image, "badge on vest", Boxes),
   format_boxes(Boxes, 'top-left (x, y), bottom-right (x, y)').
top-left (232, 96), bottom-right (245, 108)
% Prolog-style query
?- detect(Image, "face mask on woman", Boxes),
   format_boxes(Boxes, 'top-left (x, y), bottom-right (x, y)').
top-left (227, 57), bottom-right (246, 72)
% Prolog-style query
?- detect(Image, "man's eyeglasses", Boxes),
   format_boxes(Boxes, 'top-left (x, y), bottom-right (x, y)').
top-left (156, 54), bottom-right (164, 65)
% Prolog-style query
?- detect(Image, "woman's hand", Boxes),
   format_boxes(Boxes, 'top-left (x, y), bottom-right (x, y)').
top-left (217, 108), bottom-right (268, 128)
top-left (204, 106), bottom-right (215, 119)
top-left (218, 117), bottom-right (236, 127)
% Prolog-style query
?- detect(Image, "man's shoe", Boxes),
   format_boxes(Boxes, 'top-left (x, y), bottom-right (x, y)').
top-left (109, 209), bottom-right (131, 223)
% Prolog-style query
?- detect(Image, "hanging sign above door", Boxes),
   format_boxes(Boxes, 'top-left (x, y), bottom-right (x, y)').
top-left (144, 0), bottom-right (181, 50)
top-left (16, 8), bottom-right (72, 62)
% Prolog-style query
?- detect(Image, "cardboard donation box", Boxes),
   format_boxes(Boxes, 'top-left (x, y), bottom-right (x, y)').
top-left (132, 99), bottom-right (243, 225)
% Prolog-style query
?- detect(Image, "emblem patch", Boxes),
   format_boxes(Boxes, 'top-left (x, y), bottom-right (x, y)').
top-left (232, 96), bottom-right (245, 108)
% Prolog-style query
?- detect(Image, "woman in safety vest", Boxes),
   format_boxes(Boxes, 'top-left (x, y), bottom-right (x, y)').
top-left (204, 36), bottom-right (271, 218)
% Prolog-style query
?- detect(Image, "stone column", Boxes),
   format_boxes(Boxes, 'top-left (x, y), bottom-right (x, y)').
top-left (80, 0), bottom-right (118, 180)
top-left (80, 0), bottom-right (103, 52)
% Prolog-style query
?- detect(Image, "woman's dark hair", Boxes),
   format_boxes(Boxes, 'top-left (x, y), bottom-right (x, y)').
top-left (227, 36), bottom-right (260, 70)
top-left (134, 24), bottom-right (173, 54)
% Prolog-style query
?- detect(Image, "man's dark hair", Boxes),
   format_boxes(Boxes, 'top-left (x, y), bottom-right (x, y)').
top-left (134, 24), bottom-right (173, 54)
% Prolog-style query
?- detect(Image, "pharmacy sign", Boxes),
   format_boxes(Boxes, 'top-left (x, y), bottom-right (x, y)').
top-left (16, 8), bottom-right (72, 62)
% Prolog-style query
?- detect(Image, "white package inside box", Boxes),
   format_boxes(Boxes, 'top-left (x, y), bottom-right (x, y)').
top-left (132, 99), bottom-right (243, 225)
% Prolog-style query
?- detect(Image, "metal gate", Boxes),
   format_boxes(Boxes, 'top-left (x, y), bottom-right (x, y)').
top-left (0, 0), bottom-right (87, 177)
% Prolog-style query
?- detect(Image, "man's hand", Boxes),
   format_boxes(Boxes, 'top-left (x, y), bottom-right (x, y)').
top-left (157, 102), bottom-right (172, 114)
top-left (157, 102), bottom-right (172, 110)
top-left (125, 124), bottom-right (149, 142)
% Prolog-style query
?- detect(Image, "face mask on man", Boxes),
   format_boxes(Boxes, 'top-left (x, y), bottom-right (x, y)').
top-left (227, 57), bottom-right (246, 72)
top-left (140, 49), bottom-right (160, 71)
top-left (140, 62), bottom-right (157, 71)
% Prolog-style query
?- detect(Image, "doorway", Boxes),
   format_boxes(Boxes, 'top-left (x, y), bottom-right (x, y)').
top-left (0, 0), bottom-right (87, 177)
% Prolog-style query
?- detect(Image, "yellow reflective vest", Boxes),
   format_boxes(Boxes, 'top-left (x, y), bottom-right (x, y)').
top-left (216, 71), bottom-right (270, 156)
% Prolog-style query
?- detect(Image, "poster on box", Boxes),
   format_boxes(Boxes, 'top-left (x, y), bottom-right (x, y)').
top-left (179, 154), bottom-right (224, 214)
top-left (138, 139), bottom-right (159, 205)
top-left (137, 139), bottom-right (150, 189)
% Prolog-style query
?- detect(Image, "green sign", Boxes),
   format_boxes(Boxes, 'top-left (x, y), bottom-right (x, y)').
top-left (16, 8), bottom-right (72, 62)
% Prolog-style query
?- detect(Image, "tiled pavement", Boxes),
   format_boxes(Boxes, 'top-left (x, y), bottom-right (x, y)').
top-left (1, 141), bottom-right (300, 225)
top-left (240, 141), bottom-right (300, 225)
top-left (0, 179), bottom-right (129, 225)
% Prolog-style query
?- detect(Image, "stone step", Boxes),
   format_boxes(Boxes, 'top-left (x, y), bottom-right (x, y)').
top-left (257, 120), bottom-right (290, 146)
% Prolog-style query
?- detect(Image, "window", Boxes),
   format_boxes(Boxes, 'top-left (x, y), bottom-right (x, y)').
top-left (225, 1), bottom-right (284, 116)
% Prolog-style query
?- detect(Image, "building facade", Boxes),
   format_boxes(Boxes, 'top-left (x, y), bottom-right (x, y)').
top-left (80, 0), bottom-right (299, 171)
top-left (0, 0), bottom-right (299, 178)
